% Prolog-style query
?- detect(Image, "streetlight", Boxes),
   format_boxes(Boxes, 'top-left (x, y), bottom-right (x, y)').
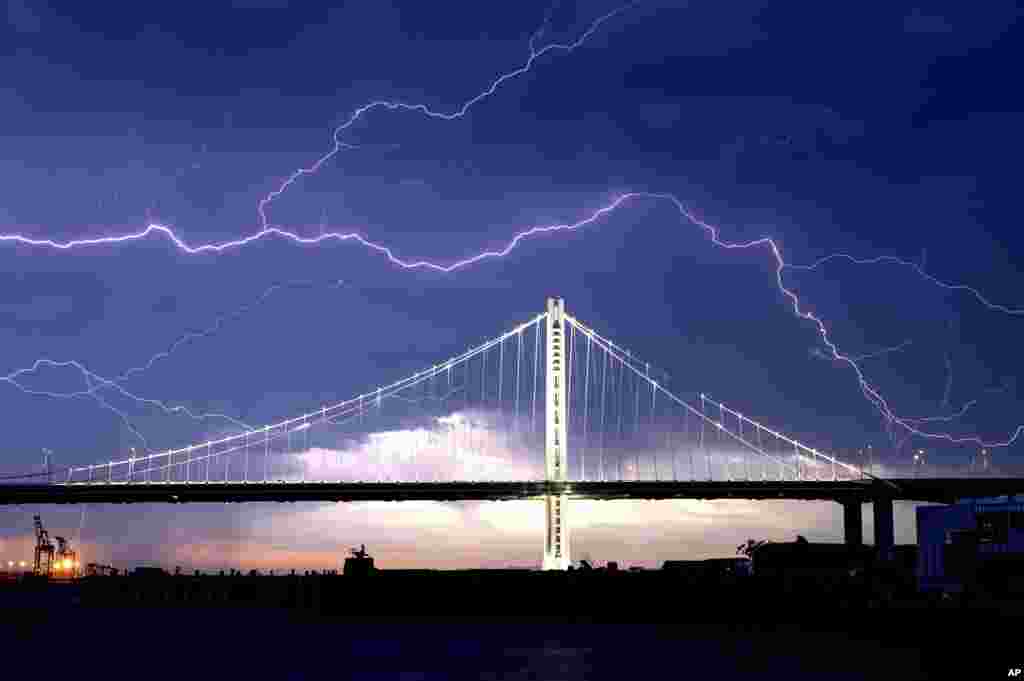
top-left (914, 449), bottom-right (926, 477)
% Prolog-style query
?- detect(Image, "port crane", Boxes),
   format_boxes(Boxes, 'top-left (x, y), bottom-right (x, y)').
top-left (33, 515), bottom-right (53, 577)
top-left (32, 515), bottom-right (79, 578)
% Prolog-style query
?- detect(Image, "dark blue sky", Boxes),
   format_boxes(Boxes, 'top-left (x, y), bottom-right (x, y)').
top-left (1, 1), bottom-right (1023, 568)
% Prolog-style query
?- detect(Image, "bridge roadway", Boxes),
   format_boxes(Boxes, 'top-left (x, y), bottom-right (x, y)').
top-left (1, 478), bottom-right (1022, 505)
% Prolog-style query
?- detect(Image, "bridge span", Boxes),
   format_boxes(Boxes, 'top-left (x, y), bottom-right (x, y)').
top-left (2, 477), bottom-right (1022, 505)
top-left (6, 298), bottom-right (1023, 567)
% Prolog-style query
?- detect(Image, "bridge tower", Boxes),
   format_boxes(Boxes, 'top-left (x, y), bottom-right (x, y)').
top-left (543, 297), bottom-right (570, 570)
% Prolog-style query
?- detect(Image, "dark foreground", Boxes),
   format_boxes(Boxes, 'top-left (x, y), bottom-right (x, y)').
top-left (3, 572), bottom-right (1016, 680)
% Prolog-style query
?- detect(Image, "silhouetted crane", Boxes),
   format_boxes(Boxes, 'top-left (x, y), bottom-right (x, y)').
top-left (33, 515), bottom-right (54, 577)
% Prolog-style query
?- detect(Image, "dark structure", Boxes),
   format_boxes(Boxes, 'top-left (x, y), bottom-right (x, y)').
top-left (752, 541), bottom-right (875, 580)
top-left (32, 515), bottom-right (54, 577)
top-left (53, 535), bottom-right (79, 579)
top-left (132, 567), bottom-right (168, 577)
top-left (918, 499), bottom-right (1024, 594)
top-left (343, 545), bottom-right (375, 576)
top-left (85, 563), bottom-right (117, 577)
top-left (30, 515), bottom-right (78, 578)
top-left (662, 558), bottom-right (750, 579)
top-left (7, 478), bottom-right (1024, 506)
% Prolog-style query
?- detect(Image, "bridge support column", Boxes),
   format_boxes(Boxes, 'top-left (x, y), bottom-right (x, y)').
top-left (873, 497), bottom-right (894, 562)
top-left (841, 501), bottom-right (863, 547)
top-left (543, 297), bottom-right (570, 571)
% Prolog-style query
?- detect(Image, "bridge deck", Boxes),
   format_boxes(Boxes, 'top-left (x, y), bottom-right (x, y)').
top-left (0, 478), bottom-right (1020, 505)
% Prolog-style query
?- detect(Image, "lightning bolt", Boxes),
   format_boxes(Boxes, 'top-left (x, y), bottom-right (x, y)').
top-left (2, 279), bottom-right (355, 444)
top-left (788, 253), bottom-right (1024, 316)
top-left (853, 339), bottom-right (913, 363)
top-left (84, 278), bottom-right (350, 388)
top-left (2, 358), bottom-right (252, 448)
top-left (1, 3), bottom-right (633, 252)
top-left (670, 195), bottom-right (1024, 449)
top-left (1, 2), bottom-right (1020, 452)
top-left (254, 2), bottom-right (634, 232)
top-left (903, 399), bottom-right (977, 424)
top-left (4, 191), bottom-right (1024, 447)
top-left (81, 369), bottom-right (152, 450)
top-left (813, 340), bottom-right (912, 363)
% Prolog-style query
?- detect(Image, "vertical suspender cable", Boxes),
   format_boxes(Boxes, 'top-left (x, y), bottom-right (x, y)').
top-left (264, 426), bottom-right (270, 483)
top-left (598, 347), bottom-right (608, 482)
top-left (684, 404), bottom-right (692, 481)
top-left (616, 354), bottom-right (625, 481)
top-left (700, 394), bottom-right (709, 480)
top-left (633, 357), bottom-right (641, 480)
top-left (650, 379), bottom-right (657, 481)
top-left (498, 336), bottom-right (504, 429)
top-left (582, 331), bottom-right (591, 481)
top-left (755, 423), bottom-right (765, 481)
top-left (515, 328), bottom-right (522, 449)
top-left (717, 402), bottom-right (725, 480)
top-left (482, 347), bottom-right (488, 409)
top-left (532, 321), bottom-right (540, 437)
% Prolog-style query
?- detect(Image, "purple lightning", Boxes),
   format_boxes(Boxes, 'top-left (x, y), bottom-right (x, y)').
top-left (4, 191), bottom-right (1023, 447)
top-left (788, 253), bottom-right (1024, 316)
top-left (2, 358), bottom-right (252, 451)
top-left (811, 339), bottom-right (912, 364)
top-left (903, 399), bottom-right (978, 425)
top-left (1, 3), bottom-right (632, 256)
top-left (253, 2), bottom-right (634, 232)
top-left (667, 194), bottom-right (1024, 450)
top-left (1, 2), bottom-right (1020, 451)
top-left (2, 2), bottom-right (632, 257)
top-left (1, 279), bottom-right (353, 444)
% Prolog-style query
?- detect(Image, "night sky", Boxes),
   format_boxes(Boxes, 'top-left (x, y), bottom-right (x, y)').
top-left (2, 0), bottom-right (1023, 570)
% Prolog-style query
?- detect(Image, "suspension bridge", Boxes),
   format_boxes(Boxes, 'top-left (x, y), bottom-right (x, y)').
top-left (3, 298), bottom-right (1023, 568)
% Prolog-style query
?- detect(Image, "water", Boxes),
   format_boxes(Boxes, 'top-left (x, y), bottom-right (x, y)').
top-left (4, 603), bottom-right (944, 680)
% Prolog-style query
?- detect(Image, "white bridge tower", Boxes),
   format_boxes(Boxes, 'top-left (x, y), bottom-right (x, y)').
top-left (543, 297), bottom-right (570, 570)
